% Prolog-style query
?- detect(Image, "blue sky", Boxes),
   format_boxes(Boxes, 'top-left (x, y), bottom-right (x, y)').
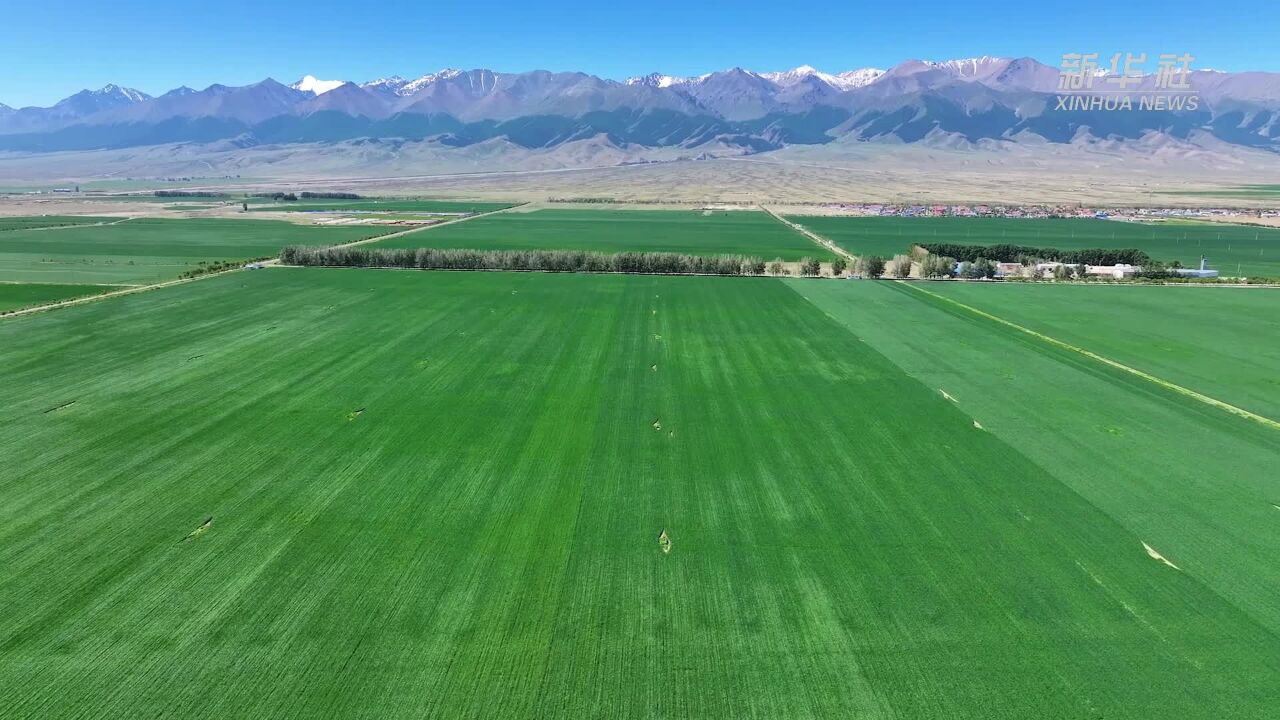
top-left (2, 0), bottom-right (1274, 106)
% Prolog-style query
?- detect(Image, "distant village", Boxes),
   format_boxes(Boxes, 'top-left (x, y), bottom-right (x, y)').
top-left (810, 203), bottom-right (1280, 221)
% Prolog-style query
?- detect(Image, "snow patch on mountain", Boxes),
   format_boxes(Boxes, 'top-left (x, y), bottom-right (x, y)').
top-left (760, 65), bottom-right (820, 85)
top-left (924, 56), bottom-right (1008, 77)
top-left (400, 69), bottom-right (465, 96)
top-left (626, 73), bottom-right (691, 88)
top-left (361, 75), bottom-right (407, 91)
top-left (826, 68), bottom-right (885, 89)
top-left (291, 75), bottom-right (347, 95)
top-left (631, 65), bottom-right (884, 91)
top-left (96, 84), bottom-right (151, 103)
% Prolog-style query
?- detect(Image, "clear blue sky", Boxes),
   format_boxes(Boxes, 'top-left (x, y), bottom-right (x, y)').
top-left (2, 0), bottom-right (1274, 107)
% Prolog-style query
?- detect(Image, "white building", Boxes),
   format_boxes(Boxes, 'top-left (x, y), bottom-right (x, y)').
top-left (1173, 257), bottom-right (1220, 279)
top-left (1085, 264), bottom-right (1138, 279)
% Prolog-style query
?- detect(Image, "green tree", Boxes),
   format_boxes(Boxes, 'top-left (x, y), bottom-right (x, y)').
top-left (831, 257), bottom-right (847, 276)
top-left (919, 254), bottom-right (955, 278)
top-left (862, 255), bottom-right (886, 278)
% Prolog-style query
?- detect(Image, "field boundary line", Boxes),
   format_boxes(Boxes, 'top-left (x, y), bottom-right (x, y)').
top-left (277, 202), bottom-right (534, 258)
top-left (760, 206), bottom-right (856, 262)
top-left (895, 280), bottom-right (1280, 431)
top-left (2, 216), bottom-right (137, 233)
top-left (0, 268), bottom-right (239, 319)
top-left (2, 205), bottom-right (532, 317)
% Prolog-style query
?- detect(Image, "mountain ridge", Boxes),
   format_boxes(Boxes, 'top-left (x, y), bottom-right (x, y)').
top-left (1, 57), bottom-right (1276, 156)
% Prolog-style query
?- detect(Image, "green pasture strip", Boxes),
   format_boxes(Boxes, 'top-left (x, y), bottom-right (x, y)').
top-left (0, 283), bottom-right (117, 313)
top-left (0, 217), bottom-right (114, 232)
top-left (0, 269), bottom-right (1275, 716)
top-left (371, 209), bottom-right (828, 260)
top-left (921, 282), bottom-right (1280, 421)
top-left (0, 218), bottom-right (394, 284)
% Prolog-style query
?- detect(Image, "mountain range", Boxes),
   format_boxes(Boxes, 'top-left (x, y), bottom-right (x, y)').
top-left (1, 57), bottom-right (1277, 155)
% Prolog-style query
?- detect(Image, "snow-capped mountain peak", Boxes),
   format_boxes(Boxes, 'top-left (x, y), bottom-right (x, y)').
top-left (760, 65), bottom-right (822, 86)
top-left (759, 65), bottom-right (885, 90)
top-left (625, 73), bottom-right (690, 88)
top-left (400, 69), bottom-right (465, 96)
top-left (96, 84), bottom-right (151, 103)
top-left (290, 75), bottom-right (348, 95)
top-left (361, 75), bottom-right (407, 89)
top-left (627, 65), bottom-right (886, 91)
top-left (828, 68), bottom-right (885, 89)
top-left (924, 56), bottom-right (1009, 77)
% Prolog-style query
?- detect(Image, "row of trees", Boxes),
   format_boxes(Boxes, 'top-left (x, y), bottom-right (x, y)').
top-left (299, 192), bottom-right (361, 199)
top-left (957, 258), bottom-right (998, 279)
top-left (251, 192), bottom-right (298, 201)
top-left (852, 255), bottom-right (887, 277)
top-left (916, 243), bottom-right (1149, 266)
top-left (154, 191), bottom-right (229, 198)
top-left (179, 257), bottom-right (269, 279)
top-left (280, 246), bottom-right (775, 276)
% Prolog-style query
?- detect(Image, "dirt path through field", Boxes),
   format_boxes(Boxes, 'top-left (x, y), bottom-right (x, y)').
top-left (760, 206), bottom-right (856, 262)
top-left (2, 204), bottom-right (532, 318)
top-left (1, 272), bottom-right (234, 319)
top-left (258, 202), bottom-right (532, 268)
top-left (5, 216), bottom-right (137, 232)
top-left (298, 202), bottom-right (531, 252)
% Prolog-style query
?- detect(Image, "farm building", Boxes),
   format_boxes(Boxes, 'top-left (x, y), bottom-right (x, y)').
top-left (1174, 257), bottom-right (1220, 279)
top-left (1035, 262), bottom-right (1086, 277)
top-left (1085, 264), bottom-right (1139, 279)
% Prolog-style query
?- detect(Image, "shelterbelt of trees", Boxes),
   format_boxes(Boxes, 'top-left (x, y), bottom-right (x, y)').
top-left (281, 246), bottom-right (782, 276)
top-left (916, 244), bottom-right (1150, 266)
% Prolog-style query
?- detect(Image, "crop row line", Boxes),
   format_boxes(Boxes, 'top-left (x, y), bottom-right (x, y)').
top-left (896, 280), bottom-right (1280, 431)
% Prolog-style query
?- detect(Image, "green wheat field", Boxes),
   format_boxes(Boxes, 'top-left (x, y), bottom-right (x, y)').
top-left (3, 264), bottom-right (1279, 718)
top-left (372, 209), bottom-right (829, 260)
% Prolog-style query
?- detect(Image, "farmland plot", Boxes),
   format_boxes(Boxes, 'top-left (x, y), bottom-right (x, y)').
top-left (0, 216), bottom-right (114, 232)
top-left (799, 279), bottom-right (1280, 636)
top-left (923, 282), bottom-right (1280, 419)
top-left (0, 218), bottom-right (395, 284)
top-left (0, 282), bottom-right (114, 312)
top-left (371, 208), bottom-right (826, 260)
top-left (1, 269), bottom-right (1277, 718)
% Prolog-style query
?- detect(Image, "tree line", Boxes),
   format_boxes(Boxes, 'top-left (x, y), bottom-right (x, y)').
top-left (299, 192), bottom-right (361, 199)
top-left (916, 243), bottom-right (1150, 266)
top-left (154, 191), bottom-right (229, 198)
top-left (280, 246), bottom-right (773, 276)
